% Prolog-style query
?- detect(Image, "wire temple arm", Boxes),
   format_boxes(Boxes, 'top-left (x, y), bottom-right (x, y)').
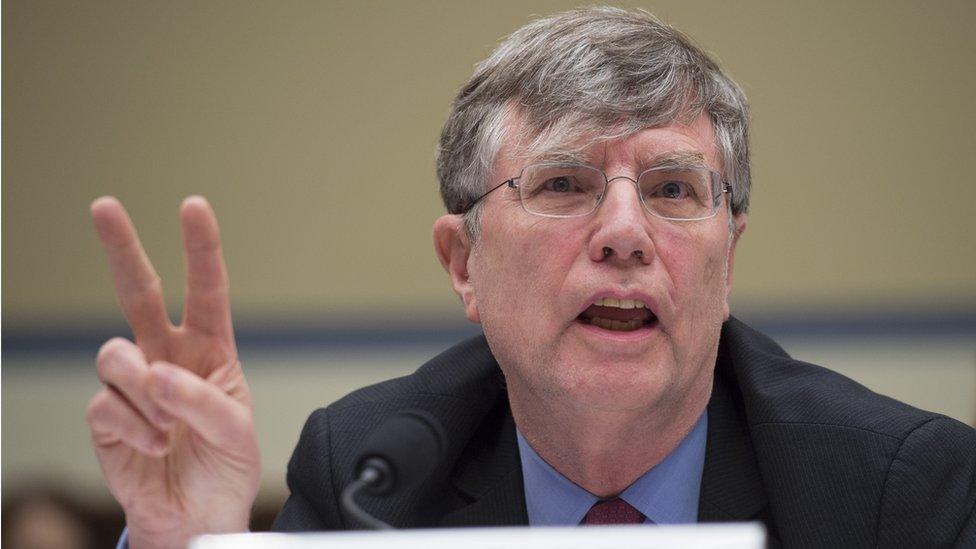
top-left (456, 179), bottom-right (514, 214)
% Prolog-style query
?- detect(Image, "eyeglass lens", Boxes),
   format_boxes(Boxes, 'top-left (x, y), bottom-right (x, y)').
top-left (517, 164), bottom-right (720, 219)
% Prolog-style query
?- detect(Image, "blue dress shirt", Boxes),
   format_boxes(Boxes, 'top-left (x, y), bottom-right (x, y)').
top-left (516, 411), bottom-right (707, 525)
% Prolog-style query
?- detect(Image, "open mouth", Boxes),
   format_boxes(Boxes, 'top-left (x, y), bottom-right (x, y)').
top-left (577, 297), bottom-right (658, 332)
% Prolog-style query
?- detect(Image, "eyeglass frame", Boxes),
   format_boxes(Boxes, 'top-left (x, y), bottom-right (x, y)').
top-left (457, 162), bottom-right (734, 221)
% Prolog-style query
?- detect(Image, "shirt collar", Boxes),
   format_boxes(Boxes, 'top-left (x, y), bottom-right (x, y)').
top-left (516, 411), bottom-right (707, 525)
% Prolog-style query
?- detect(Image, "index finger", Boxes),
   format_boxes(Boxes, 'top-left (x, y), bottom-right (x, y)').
top-left (91, 196), bottom-right (172, 350)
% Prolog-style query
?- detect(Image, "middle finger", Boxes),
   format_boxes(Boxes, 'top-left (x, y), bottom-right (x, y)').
top-left (180, 196), bottom-right (234, 345)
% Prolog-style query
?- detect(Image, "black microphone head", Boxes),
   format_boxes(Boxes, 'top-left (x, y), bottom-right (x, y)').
top-left (354, 409), bottom-right (447, 496)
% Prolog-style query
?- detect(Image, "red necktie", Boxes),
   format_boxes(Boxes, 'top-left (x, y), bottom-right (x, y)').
top-left (581, 497), bottom-right (645, 525)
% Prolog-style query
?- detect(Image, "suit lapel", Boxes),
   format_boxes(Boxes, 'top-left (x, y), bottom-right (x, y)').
top-left (439, 401), bottom-right (528, 527)
top-left (439, 466), bottom-right (527, 527)
top-left (698, 335), bottom-right (779, 543)
top-left (699, 337), bottom-right (768, 521)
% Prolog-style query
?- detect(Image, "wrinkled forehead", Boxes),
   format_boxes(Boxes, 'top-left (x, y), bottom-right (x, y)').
top-left (494, 105), bottom-right (720, 176)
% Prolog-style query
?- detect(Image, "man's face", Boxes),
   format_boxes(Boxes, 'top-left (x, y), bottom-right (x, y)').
top-left (438, 112), bottom-right (745, 416)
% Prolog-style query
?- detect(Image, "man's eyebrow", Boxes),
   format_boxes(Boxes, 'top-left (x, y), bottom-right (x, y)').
top-left (521, 148), bottom-right (591, 165)
top-left (643, 151), bottom-right (709, 169)
top-left (516, 149), bottom-right (710, 171)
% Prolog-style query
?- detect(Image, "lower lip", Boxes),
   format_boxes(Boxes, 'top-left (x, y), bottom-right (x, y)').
top-left (573, 318), bottom-right (661, 342)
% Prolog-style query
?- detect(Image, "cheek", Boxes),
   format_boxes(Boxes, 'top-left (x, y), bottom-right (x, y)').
top-left (701, 249), bottom-right (727, 289)
top-left (471, 221), bottom-right (576, 385)
top-left (473, 219), bottom-right (554, 320)
top-left (488, 218), bottom-right (581, 286)
top-left (655, 231), bottom-right (698, 297)
top-left (657, 228), bottom-right (730, 309)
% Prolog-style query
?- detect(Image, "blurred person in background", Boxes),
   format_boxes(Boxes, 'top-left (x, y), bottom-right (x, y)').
top-left (2, 487), bottom-right (103, 549)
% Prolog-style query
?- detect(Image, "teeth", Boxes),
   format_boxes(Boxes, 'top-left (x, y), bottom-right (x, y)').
top-left (596, 297), bottom-right (647, 309)
top-left (590, 317), bottom-right (644, 331)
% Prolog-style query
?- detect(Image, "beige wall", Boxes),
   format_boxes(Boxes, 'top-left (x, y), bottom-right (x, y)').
top-left (4, 0), bottom-right (975, 327)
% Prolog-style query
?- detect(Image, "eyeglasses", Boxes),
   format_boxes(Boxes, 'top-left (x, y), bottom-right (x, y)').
top-left (460, 162), bottom-right (732, 221)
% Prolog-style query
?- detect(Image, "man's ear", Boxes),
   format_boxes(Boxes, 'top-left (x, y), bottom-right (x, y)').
top-left (433, 214), bottom-right (480, 323)
top-left (723, 213), bottom-right (748, 320)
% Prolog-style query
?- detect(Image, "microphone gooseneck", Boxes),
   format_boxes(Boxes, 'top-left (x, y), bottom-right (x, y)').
top-left (340, 409), bottom-right (447, 530)
top-left (340, 466), bottom-right (394, 530)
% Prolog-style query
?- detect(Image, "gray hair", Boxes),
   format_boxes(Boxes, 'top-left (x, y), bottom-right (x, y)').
top-left (436, 7), bottom-right (751, 238)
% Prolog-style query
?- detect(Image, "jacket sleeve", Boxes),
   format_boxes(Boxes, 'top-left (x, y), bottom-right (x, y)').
top-left (272, 408), bottom-right (345, 531)
top-left (877, 416), bottom-right (976, 547)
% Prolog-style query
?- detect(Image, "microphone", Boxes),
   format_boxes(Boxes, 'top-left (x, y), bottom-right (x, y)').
top-left (341, 409), bottom-right (447, 529)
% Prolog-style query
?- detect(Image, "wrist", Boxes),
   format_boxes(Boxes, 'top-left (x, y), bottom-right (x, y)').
top-left (125, 514), bottom-right (249, 549)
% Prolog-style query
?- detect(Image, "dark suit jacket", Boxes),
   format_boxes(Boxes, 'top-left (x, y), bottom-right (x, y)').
top-left (272, 317), bottom-right (976, 547)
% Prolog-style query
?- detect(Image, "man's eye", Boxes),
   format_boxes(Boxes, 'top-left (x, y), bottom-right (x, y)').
top-left (657, 181), bottom-right (690, 199)
top-left (544, 176), bottom-right (575, 193)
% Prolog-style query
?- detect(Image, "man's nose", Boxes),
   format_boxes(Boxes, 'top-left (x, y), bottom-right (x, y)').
top-left (586, 178), bottom-right (654, 266)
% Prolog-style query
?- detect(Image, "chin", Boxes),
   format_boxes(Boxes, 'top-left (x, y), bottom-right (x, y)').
top-left (552, 359), bottom-right (675, 412)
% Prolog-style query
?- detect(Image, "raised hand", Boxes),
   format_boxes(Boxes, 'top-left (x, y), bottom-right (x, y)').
top-left (86, 196), bottom-right (260, 549)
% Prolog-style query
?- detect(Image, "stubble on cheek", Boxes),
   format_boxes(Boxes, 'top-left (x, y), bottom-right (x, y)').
top-left (663, 226), bottom-right (731, 370)
top-left (689, 238), bottom-right (733, 358)
top-left (702, 253), bottom-right (728, 316)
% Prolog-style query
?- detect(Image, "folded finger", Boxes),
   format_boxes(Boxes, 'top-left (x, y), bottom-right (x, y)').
top-left (87, 387), bottom-right (170, 457)
top-left (180, 196), bottom-right (233, 344)
top-left (147, 361), bottom-right (252, 450)
top-left (91, 197), bottom-right (171, 351)
top-left (96, 338), bottom-right (176, 430)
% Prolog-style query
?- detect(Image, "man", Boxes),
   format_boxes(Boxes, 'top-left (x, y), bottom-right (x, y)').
top-left (87, 7), bottom-right (976, 548)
